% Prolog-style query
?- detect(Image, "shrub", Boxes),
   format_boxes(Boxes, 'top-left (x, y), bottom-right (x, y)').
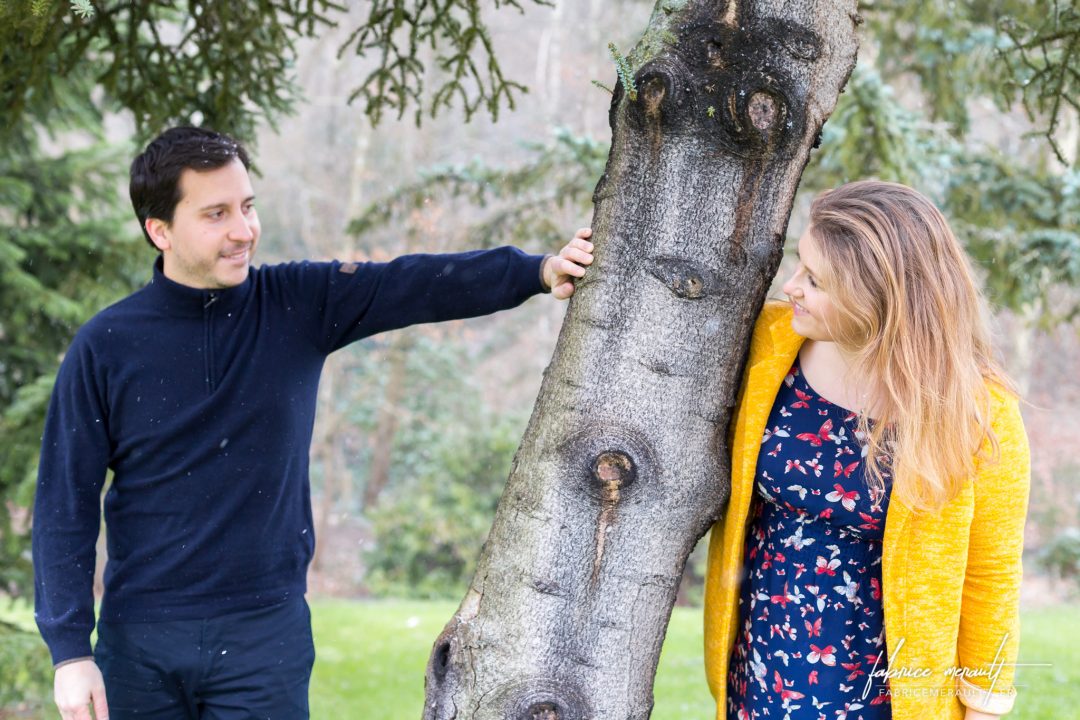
top-left (1035, 527), bottom-right (1080, 596)
top-left (363, 413), bottom-right (523, 599)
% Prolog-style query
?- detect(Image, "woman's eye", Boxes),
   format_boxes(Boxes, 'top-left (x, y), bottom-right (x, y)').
top-left (808, 275), bottom-right (817, 288)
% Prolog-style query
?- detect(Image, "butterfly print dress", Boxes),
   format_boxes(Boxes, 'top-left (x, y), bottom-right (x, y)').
top-left (726, 358), bottom-right (893, 720)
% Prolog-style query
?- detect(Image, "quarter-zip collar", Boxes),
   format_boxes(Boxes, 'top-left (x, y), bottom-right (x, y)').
top-left (144, 255), bottom-right (254, 318)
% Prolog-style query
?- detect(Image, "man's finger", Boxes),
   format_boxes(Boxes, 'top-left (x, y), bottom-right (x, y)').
top-left (91, 685), bottom-right (109, 720)
top-left (59, 703), bottom-right (92, 720)
top-left (556, 257), bottom-right (587, 278)
top-left (568, 238), bottom-right (594, 252)
top-left (560, 247), bottom-right (593, 266)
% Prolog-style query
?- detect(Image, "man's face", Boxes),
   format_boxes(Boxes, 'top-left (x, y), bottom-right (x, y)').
top-left (147, 158), bottom-right (260, 289)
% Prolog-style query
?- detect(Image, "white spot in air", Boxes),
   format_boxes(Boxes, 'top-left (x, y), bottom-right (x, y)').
top-left (219, 438), bottom-right (230, 449)
top-left (405, 616), bottom-right (421, 629)
top-left (221, 650), bottom-right (228, 655)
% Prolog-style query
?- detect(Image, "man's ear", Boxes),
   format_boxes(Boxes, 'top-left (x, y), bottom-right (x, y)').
top-left (146, 218), bottom-right (171, 252)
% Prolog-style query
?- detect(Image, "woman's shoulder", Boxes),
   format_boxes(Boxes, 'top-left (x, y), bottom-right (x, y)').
top-left (745, 300), bottom-right (797, 359)
top-left (748, 300), bottom-right (794, 345)
top-left (757, 299), bottom-right (793, 329)
top-left (731, 300), bottom-right (802, 379)
top-left (984, 378), bottom-right (1023, 432)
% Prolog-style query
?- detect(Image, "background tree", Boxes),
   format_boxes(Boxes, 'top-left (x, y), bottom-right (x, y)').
top-left (0, 50), bottom-right (142, 707)
top-left (0, 60), bottom-right (141, 595)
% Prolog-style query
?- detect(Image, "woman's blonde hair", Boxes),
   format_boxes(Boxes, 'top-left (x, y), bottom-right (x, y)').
top-left (807, 180), bottom-right (1011, 513)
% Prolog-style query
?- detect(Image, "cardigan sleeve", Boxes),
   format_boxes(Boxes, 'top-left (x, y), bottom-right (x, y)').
top-left (955, 390), bottom-right (1030, 715)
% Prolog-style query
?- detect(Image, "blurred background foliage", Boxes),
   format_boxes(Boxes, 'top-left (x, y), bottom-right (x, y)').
top-left (364, 403), bottom-right (524, 599)
top-left (2, 0), bottom-right (1080, 712)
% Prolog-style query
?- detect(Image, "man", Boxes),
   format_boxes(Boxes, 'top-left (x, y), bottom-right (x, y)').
top-left (32, 126), bottom-right (595, 720)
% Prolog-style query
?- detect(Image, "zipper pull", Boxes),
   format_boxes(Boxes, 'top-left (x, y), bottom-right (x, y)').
top-left (204, 292), bottom-right (218, 309)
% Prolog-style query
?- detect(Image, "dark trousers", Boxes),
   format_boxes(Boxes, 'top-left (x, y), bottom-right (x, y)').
top-left (94, 597), bottom-right (315, 719)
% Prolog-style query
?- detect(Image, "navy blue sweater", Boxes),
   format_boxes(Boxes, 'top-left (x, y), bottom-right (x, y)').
top-left (33, 247), bottom-right (546, 665)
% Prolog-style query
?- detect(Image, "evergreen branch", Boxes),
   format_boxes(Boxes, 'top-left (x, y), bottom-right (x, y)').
top-left (69, 0), bottom-right (92, 19)
top-left (2, 0), bottom-right (345, 143)
top-left (592, 80), bottom-right (614, 95)
top-left (608, 42), bottom-right (637, 101)
top-left (337, 0), bottom-right (549, 126)
top-left (3, 0), bottom-right (551, 136)
top-left (998, 6), bottom-right (1080, 165)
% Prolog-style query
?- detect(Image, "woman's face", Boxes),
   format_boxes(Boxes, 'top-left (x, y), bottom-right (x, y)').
top-left (781, 228), bottom-right (843, 342)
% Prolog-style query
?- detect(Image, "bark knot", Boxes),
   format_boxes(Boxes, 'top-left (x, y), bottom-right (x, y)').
top-left (642, 76), bottom-right (667, 119)
top-left (593, 451), bottom-right (632, 500)
top-left (706, 40), bottom-right (725, 68)
top-left (527, 703), bottom-right (560, 720)
top-left (748, 92), bottom-right (778, 131)
top-left (646, 256), bottom-right (718, 300)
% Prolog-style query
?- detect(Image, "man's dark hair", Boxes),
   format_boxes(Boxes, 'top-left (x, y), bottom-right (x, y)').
top-left (129, 126), bottom-right (251, 250)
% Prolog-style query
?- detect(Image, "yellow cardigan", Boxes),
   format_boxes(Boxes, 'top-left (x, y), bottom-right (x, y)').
top-left (704, 302), bottom-right (1031, 720)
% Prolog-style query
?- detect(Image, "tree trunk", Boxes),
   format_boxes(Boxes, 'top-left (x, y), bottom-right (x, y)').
top-left (423, 2), bottom-right (859, 717)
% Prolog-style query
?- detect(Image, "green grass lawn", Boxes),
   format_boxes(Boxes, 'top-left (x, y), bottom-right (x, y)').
top-left (309, 600), bottom-right (1080, 719)
top-left (4, 599), bottom-right (1077, 718)
top-left (309, 599), bottom-right (714, 720)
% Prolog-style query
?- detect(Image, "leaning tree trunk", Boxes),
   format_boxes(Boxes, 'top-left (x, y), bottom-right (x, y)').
top-left (424, 1), bottom-right (859, 717)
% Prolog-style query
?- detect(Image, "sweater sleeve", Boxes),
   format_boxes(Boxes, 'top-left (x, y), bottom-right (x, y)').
top-left (279, 246), bottom-right (547, 354)
top-left (955, 390), bottom-right (1030, 715)
top-left (32, 332), bottom-right (111, 666)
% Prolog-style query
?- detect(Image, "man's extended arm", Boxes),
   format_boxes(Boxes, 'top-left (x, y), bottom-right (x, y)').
top-left (278, 231), bottom-right (593, 355)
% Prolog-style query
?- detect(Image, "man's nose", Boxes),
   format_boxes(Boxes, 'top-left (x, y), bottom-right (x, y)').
top-left (228, 212), bottom-right (254, 241)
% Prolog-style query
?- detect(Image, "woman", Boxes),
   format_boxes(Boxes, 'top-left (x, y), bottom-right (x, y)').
top-left (703, 181), bottom-right (1030, 720)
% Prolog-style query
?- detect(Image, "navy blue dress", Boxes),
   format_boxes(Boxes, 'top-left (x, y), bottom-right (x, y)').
top-left (726, 357), bottom-right (894, 720)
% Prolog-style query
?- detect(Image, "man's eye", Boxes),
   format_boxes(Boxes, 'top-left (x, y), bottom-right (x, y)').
top-left (208, 211), bottom-right (224, 220)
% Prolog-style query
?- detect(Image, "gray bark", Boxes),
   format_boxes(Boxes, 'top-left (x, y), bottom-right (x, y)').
top-left (423, 1), bottom-right (859, 717)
